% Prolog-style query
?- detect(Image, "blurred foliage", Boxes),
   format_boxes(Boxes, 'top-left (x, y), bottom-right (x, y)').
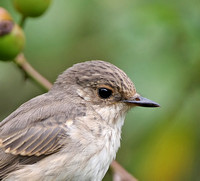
top-left (0, 0), bottom-right (200, 180)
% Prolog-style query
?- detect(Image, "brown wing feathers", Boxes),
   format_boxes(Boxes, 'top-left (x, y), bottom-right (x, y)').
top-left (0, 95), bottom-right (81, 180)
top-left (0, 125), bottom-right (66, 156)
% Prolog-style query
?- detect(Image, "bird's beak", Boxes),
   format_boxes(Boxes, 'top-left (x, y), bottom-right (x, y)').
top-left (123, 95), bottom-right (160, 108)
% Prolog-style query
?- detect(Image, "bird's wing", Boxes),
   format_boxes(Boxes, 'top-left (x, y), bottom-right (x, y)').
top-left (0, 93), bottom-right (86, 157)
top-left (0, 120), bottom-right (68, 156)
top-left (0, 93), bottom-right (84, 179)
top-left (0, 115), bottom-right (71, 180)
top-left (0, 94), bottom-right (74, 157)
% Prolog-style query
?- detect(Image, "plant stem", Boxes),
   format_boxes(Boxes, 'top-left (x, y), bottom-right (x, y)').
top-left (19, 15), bottom-right (27, 28)
top-left (14, 53), bottom-right (52, 91)
top-left (111, 160), bottom-right (138, 181)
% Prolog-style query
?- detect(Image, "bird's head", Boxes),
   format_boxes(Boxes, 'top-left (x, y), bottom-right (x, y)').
top-left (52, 60), bottom-right (159, 112)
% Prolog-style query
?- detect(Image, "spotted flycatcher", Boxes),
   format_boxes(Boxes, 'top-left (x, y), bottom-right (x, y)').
top-left (0, 60), bottom-right (159, 181)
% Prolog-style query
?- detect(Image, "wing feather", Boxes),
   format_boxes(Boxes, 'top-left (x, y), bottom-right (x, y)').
top-left (0, 94), bottom-right (85, 180)
top-left (0, 123), bottom-right (68, 156)
top-left (28, 126), bottom-right (62, 156)
top-left (13, 128), bottom-right (44, 155)
top-left (3, 127), bottom-right (43, 155)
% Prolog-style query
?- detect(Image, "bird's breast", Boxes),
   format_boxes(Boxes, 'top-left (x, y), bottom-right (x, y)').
top-left (4, 108), bottom-right (126, 181)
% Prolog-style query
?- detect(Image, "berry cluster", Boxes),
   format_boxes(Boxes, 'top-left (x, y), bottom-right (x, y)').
top-left (0, 0), bottom-right (51, 61)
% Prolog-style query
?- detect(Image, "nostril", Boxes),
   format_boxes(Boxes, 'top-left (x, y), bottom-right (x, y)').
top-left (135, 97), bottom-right (140, 101)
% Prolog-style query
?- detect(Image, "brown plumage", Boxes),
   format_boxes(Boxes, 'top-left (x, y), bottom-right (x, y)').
top-left (0, 60), bottom-right (159, 181)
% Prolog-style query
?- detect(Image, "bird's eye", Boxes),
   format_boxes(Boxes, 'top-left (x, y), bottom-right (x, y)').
top-left (98, 88), bottom-right (113, 99)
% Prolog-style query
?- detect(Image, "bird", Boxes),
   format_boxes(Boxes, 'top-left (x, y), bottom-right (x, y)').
top-left (0, 60), bottom-right (159, 181)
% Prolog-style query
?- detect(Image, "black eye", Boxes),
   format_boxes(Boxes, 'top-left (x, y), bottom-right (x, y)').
top-left (98, 88), bottom-right (112, 99)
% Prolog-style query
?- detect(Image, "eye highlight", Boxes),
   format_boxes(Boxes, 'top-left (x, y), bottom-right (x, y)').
top-left (98, 88), bottom-right (112, 99)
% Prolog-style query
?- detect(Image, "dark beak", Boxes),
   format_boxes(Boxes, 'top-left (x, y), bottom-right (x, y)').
top-left (123, 95), bottom-right (160, 108)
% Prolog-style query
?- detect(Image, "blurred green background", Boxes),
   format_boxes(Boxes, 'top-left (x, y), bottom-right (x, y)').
top-left (0, 0), bottom-right (200, 180)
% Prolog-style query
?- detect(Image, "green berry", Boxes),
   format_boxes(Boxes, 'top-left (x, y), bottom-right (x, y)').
top-left (0, 22), bottom-right (25, 61)
top-left (13, 0), bottom-right (52, 17)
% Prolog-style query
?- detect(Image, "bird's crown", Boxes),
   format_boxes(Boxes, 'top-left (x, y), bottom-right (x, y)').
top-left (52, 60), bottom-right (136, 103)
